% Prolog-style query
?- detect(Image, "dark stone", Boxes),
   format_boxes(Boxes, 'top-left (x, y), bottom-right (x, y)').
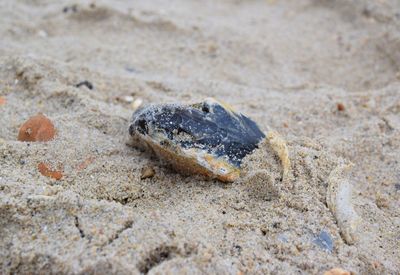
top-left (63, 5), bottom-right (78, 13)
top-left (75, 80), bottom-right (93, 90)
top-left (130, 99), bottom-right (265, 168)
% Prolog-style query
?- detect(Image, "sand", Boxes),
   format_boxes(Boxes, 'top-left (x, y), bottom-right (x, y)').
top-left (1, 0), bottom-right (399, 274)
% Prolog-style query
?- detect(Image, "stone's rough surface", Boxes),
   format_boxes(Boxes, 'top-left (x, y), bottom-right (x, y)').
top-left (129, 98), bottom-right (265, 182)
top-left (18, 113), bottom-right (55, 142)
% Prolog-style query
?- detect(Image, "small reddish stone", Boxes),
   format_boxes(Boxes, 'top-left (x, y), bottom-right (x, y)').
top-left (38, 162), bottom-right (63, 180)
top-left (18, 113), bottom-right (55, 142)
top-left (0, 97), bottom-right (6, 105)
top-left (337, 103), bottom-right (345, 111)
top-left (76, 156), bottom-right (95, 171)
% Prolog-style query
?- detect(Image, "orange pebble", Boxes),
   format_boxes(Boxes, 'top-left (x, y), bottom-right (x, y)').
top-left (323, 268), bottom-right (351, 275)
top-left (38, 162), bottom-right (63, 180)
top-left (0, 96), bottom-right (6, 105)
top-left (337, 103), bottom-right (345, 111)
top-left (18, 113), bottom-right (55, 142)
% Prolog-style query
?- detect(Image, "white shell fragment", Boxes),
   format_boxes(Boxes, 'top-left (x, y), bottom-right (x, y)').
top-left (326, 163), bottom-right (361, 244)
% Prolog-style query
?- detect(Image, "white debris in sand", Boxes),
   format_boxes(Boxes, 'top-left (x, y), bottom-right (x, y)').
top-left (327, 163), bottom-right (361, 245)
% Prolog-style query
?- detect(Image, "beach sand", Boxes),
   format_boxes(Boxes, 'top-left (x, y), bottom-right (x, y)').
top-left (1, 0), bottom-right (399, 274)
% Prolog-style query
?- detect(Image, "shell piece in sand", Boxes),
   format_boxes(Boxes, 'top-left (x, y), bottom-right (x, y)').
top-left (129, 98), bottom-right (265, 182)
top-left (327, 163), bottom-right (361, 244)
top-left (266, 130), bottom-right (291, 181)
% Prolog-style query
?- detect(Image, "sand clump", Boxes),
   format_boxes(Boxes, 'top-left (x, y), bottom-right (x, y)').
top-left (1, 0), bottom-right (400, 274)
